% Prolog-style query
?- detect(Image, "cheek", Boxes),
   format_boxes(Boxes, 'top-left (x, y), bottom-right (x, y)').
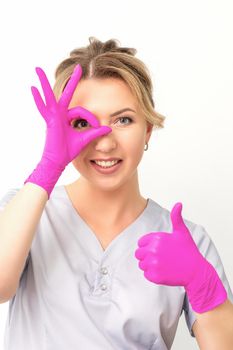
top-left (71, 152), bottom-right (87, 171)
top-left (118, 132), bottom-right (145, 170)
top-left (120, 128), bottom-right (145, 153)
top-left (127, 141), bottom-right (144, 160)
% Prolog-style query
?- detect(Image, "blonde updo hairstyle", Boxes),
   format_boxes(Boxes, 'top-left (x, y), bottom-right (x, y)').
top-left (53, 37), bottom-right (165, 130)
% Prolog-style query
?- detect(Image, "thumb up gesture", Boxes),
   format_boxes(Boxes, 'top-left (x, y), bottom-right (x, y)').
top-left (135, 203), bottom-right (227, 313)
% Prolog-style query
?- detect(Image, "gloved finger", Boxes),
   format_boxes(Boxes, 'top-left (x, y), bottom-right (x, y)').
top-left (138, 256), bottom-right (158, 272)
top-left (135, 247), bottom-right (148, 260)
top-left (170, 202), bottom-right (189, 236)
top-left (144, 268), bottom-right (164, 285)
top-left (137, 231), bottom-right (168, 247)
top-left (138, 259), bottom-right (147, 271)
top-left (31, 86), bottom-right (47, 121)
top-left (35, 67), bottom-right (57, 107)
top-left (135, 236), bottom-right (162, 260)
top-left (59, 64), bottom-right (82, 108)
top-left (137, 232), bottom-right (154, 247)
top-left (74, 126), bottom-right (112, 151)
top-left (68, 106), bottom-right (100, 128)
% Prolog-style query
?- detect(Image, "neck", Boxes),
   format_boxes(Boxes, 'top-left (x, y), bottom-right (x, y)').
top-left (67, 172), bottom-right (147, 225)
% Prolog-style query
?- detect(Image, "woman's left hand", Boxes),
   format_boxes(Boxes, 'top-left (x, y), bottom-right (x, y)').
top-left (135, 203), bottom-right (227, 313)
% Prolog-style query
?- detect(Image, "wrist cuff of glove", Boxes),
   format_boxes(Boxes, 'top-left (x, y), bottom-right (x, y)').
top-left (24, 158), bottom-right (65, 199)
top-left (185, 259), bottom-right (227, 313)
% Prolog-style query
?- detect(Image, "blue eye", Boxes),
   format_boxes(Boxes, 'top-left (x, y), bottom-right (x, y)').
top-left (115, 116), bottom-right (133, 125)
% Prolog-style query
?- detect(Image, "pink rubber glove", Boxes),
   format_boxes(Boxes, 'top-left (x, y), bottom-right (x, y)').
top-left (135, 203), bottom-right (227, 313)
top-left (24, 64), bottom-right (112, 199)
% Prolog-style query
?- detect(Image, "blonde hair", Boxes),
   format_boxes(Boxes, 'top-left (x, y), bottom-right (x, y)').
top-left (53, 37), bottom-right (165, 130)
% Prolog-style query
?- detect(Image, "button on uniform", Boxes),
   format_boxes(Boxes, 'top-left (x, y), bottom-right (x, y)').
top-left (100, 284), bottom-right (107, 291)
top-left (100, 267), bottom-right (108, 275)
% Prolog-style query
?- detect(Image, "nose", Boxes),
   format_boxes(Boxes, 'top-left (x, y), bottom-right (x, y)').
top-left (93, 131), bottom-right (117, 153)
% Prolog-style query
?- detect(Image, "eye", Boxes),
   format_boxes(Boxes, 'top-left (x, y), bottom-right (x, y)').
top-left (71, 118), bottom-right (90, 129)
top-left (114, 116), bottom-right (133, 126)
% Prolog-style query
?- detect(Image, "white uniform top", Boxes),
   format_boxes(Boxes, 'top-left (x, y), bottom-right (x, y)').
top-left (0, 185), bottom-right (232, 350)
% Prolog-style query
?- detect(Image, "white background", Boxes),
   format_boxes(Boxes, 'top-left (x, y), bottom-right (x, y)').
top-left (0, 0), bottom-right (233, 349)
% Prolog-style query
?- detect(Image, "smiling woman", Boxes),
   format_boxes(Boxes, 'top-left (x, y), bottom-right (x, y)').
top-left (63, 71), bottom-right (156, 193)
top-left (0, 37), bottom-right (232, 350)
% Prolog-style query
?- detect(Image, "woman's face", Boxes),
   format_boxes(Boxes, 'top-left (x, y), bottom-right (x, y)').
top-left (68, 77), bottom-right (153, 191)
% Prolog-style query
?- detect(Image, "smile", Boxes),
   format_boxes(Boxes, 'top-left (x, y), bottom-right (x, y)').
top-left (90, 159), bottom-right (123, 174)
top-left (92, 160), bottom-right (119, 168)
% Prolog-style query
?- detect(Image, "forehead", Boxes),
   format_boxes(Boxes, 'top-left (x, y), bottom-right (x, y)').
top-left (69, 78), bottom-right (139, 111)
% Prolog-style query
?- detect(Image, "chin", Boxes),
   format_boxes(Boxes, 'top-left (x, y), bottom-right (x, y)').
top-left (90, 179), bottom-right (126, 192)
top-left (75, 163), bottom-right (138, 192)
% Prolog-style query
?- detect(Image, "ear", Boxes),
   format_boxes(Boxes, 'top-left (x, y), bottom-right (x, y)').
top-left (145, 122), bottom-right (153, 143)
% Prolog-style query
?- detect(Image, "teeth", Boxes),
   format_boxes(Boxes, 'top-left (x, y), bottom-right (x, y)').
top-left (94, 160), bottom-right (119, 168)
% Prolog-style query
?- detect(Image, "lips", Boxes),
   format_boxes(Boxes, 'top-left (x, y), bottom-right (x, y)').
top-left (90, 158), bottom-right (122, 162)
top-left (90, 159), bottom-right (123, 174)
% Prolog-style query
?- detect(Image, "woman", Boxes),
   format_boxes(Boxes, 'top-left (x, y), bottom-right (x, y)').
top-left (0, 37), bottom-right (232, 349)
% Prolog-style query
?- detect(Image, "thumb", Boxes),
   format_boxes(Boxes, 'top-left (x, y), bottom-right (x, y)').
top-left (170, 202), bottom-right (186, 233)
top-left (76, 126), bottom-right (112, 149)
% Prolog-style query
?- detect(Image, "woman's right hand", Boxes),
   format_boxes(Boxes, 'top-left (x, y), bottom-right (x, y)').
top-left (24, 64), bottom-right (112, 198)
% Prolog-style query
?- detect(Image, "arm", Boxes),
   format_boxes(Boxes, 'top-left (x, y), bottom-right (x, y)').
top-left (193, 299), bottom-right (233, 350)
top-left (0, 65), bottom-right (111, 303)
top-left (135, 203), bottom-right (232, 348)
top-left (0, 183), bottom-right (48, 302)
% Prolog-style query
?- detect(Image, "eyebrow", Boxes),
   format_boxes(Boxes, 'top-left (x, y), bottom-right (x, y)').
top-left (110, 108), bottom-right (136, 117)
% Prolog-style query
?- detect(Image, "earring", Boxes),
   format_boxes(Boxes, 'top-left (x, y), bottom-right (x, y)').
top-left (144, 143), bottom-right (149, 151)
